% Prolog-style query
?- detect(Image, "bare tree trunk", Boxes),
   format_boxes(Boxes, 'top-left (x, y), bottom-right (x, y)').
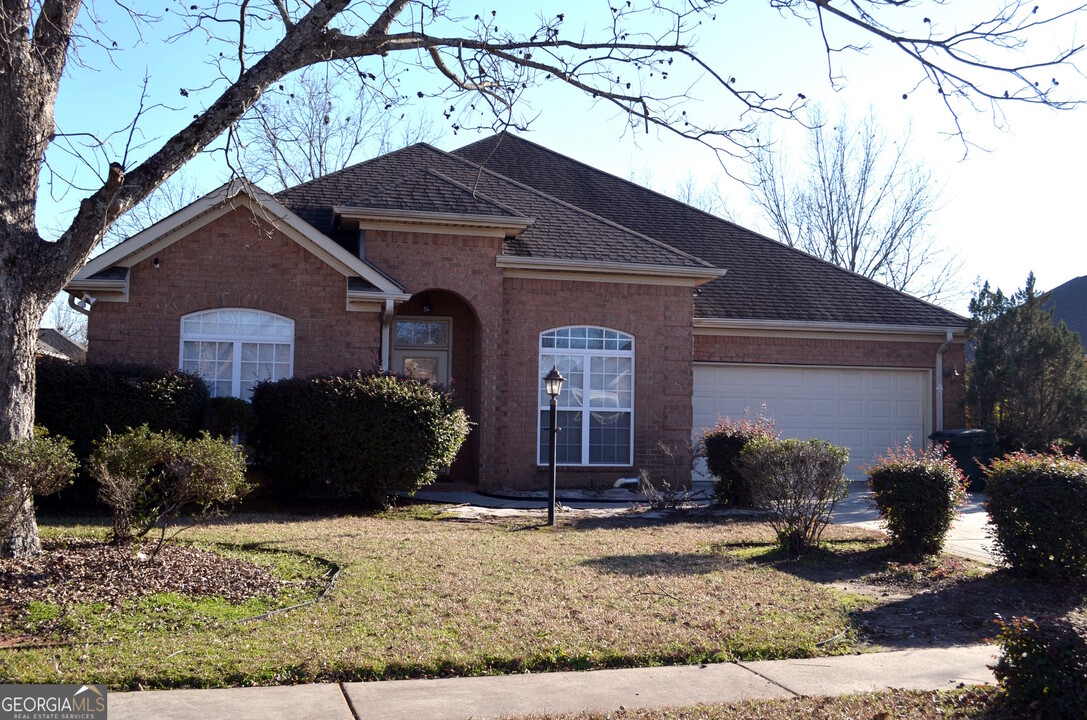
top-left (0, 277), bottom-right (46, 558)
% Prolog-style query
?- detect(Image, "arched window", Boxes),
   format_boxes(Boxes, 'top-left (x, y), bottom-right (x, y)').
top-left (180, 309), bottom-right (294, 399)
top-left (539, 327), bottom-right (634, 466)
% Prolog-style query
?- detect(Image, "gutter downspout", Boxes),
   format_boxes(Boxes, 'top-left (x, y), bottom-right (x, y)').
top-left (68, 293), bottom-right (95, 316)
top-left (380, 299), bottom-right (394, 371)
top-left (935, 330), bottom-right (954, 432)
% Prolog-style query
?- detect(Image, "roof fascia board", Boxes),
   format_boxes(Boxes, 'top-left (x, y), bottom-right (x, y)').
top-left (335, 206), bottom-right (533, 235)
top-left (77, 185), bottom-right (234, 279)
top-left (348, 289), bottom-right (412, 302)
top-left (503, 268), bottom-right (701, 288)
top-left (497, 255), bottom-right (725, 285)
top-left (64, 276), bottom-right (129, 303)
top-left (347, 289), bottom-right (412, 312)
top-left (694, 317), bottom-right (966, 339)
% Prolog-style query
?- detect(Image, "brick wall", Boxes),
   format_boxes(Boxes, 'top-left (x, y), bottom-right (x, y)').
top-left (364, 229), bottom-right (505, 484)
top-left (87, 206), bottom-right (381, 373)
top-left (499, 278), bottom-right (695, 490)
top-left (694, 333), bottom-right (968, 431)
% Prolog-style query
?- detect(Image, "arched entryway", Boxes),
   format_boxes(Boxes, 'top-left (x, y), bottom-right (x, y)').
top-left (391, 289), bottom-right (482, 484)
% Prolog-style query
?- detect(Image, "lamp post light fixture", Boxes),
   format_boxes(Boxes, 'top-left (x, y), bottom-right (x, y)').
top-left (543, 364), bottom-right (565, 526)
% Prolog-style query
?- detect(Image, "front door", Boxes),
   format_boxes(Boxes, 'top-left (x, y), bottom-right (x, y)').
top-left (391, 317), bottom-right (452, 387)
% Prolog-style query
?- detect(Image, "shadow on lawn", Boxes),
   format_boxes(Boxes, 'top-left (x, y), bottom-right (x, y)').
top-left (848, 571), bottom-right (1085, 649)
top-left (747, 543), bottom-right (1087, 650)
top-left (563, 511), bottom-right (765, 532)
top-left (580, 551), bottom-right (739, 577)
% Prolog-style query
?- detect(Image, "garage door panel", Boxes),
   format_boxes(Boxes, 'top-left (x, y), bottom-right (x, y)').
top-left (810, 373), bottom-right (839, 391)
top-left (840, 371), bottom-right (865, 390)
top-left (840, 399), bottom-right (864, 418)
top-left (897, 401), bottom-right (922, 420)
top-left (693, 364), bottom-right (929, 480)
top-left (810, 399), bottom-right (835, 418)
top-left (868, 400), bottom-right (893, 419)
top-left (840, 428), bottom-right (865, 447)
top-left (894, 429), bottom-right (917, 445)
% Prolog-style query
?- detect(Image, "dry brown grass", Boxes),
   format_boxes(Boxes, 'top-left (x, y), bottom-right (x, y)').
top-left (508, 687), bottom-right (1005, 719)
top-left (0, 508), bottom-right (880, 689)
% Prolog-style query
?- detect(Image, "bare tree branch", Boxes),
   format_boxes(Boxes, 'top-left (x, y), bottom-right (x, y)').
top-left (750, 106), bottom-right (962, 303)
top-left (0, 0), bottom-right (1084, 556)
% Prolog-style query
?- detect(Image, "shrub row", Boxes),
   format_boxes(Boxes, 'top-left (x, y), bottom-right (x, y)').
top-left (994, 614), bottom-right (1087, 717)
top-left (0, 429), bottom-right (77, 537)
top-left (35, 357), bottom-right (209, 461)
top-left (739, 438), bottom-right (850, 554)
top-left (35, 360), bottom-right (469, 510)
top-left (249, 371), bottom-right (469, 507)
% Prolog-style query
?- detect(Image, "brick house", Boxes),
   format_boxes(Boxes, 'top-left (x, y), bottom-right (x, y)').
top-left (66, 134), bottom-right (967, 489)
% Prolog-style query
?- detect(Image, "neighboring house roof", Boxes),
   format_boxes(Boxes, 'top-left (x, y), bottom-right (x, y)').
top-left (453, 133), bottom-right (966, 330)
top-left (37, 328), bottom-right (86, 363)
top-left (1048, 275), bottom-right (1087, 350)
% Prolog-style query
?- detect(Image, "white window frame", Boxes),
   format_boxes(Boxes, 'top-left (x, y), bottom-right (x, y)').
top-left (537, 326), bottom-right (635, 467)
top-left (178, 308), bottom-right (295, 399)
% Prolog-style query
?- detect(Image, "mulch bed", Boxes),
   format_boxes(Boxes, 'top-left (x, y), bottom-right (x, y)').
top-left (0, 539), bottom-right (280, 610)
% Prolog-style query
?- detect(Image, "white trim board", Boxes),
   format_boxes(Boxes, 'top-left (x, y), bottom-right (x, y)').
top-left (70, 182), bottom-right (405, 298)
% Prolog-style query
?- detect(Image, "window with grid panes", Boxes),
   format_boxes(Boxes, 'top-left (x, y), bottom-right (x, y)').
top-left (180, 309), bottom-right (293, 399)
top-left (538, 327), bottom-right (634, 466)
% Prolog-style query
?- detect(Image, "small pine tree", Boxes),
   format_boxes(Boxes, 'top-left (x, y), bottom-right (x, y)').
top-left (965, 273), bottom-right (1087, 454)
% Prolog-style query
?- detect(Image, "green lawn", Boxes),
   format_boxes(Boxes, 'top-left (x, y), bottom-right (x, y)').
top-left (0, 508), bottom-right (897, 689)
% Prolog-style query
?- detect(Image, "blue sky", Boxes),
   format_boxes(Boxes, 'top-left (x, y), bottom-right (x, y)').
top-left (40, 2), bottom-right (1087, 319)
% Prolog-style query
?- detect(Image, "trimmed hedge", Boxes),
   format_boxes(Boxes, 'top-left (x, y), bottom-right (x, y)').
top-left (994, 614), bottom-right (1087, 717)
top-left (204, 396), bottom-right (257, 440)
top-left (700, 411), bottom-right (777, 507)
top-left (740, 438), bottom-right (850, 554)
top-left (986, 450), bottom-right (1087, 579)
top-left (35, 357), bottom-right (209, 461)
top-left (35, 358), bottom-right (210, 506)
top-left (867, 442), bottom-right (968, 560)
top-left (250, 371), bottom-right (469, 507)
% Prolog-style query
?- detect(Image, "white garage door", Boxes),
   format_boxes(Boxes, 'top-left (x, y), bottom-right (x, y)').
top-left (693, 364), bottom-right (931, 480)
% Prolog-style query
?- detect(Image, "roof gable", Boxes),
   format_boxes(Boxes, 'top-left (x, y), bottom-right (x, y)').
top-left (70, 182), bottom-right (406, 298)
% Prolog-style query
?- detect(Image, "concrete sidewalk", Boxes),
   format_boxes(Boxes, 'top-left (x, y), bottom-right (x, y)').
top-left (108, 644), bottom-right (997, 720)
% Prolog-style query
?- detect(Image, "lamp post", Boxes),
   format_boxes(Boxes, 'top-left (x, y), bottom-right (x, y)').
top-left (543, 365), bottom-right (565, 526)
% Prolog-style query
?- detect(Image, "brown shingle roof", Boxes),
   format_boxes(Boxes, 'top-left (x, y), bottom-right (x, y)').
top-left (345, 168), bottom-right (520, 218)
top-left (454, 133), bottom-right (966, 328)
top-left (37, 328), bottom-right (86, 363)
top-left (276, 144), bottom-right (716, 271)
